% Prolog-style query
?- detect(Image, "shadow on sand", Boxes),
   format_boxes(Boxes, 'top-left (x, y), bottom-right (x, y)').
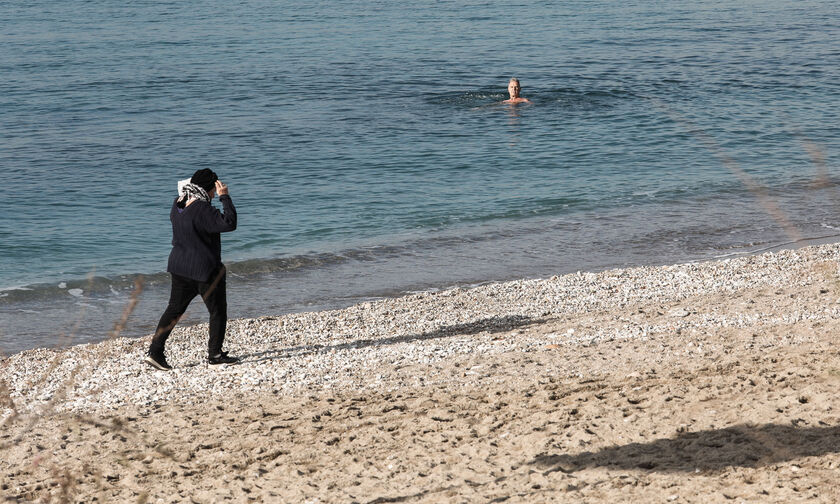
top-left (243, 314), bottom-right (544, 364)
top-left (530, 422), bottom-right (840, 474)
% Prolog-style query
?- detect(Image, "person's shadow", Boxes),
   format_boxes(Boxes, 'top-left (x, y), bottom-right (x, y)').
top-left (241, 314), bottom-right (543, 364)
top-left (529, 422), bottom-right (840, 474)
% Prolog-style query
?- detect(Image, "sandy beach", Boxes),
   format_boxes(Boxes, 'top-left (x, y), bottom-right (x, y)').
top-left (4, 244), bottom-right (840, 502)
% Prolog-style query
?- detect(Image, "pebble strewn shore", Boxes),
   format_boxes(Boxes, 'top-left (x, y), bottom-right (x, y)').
top-left (3, 244), bottom-right (839, 417)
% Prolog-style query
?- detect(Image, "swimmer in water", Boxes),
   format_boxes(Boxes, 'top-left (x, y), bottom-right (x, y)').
top-left (502, 77), bottom-right (531, 104)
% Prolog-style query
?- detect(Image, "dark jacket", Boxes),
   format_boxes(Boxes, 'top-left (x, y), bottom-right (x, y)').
top-left (166, 195), bottom-right (237, 282)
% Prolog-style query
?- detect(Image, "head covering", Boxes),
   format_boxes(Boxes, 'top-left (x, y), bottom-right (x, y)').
top-left (190, 169), bottom-right (218, 193)
top-left (180, 183), bottom-right (210, 204)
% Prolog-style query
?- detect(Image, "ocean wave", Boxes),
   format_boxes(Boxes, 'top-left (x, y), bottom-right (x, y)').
top-left (0, 216), bottom-right (584, 304)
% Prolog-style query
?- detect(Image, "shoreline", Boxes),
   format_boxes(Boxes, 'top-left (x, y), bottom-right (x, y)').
top-left (6, 221), bottom-right (840, 358)
top-left (4, 242), bottom-right (840, 501)
top-left (5, 241), bottom-right (839, 415)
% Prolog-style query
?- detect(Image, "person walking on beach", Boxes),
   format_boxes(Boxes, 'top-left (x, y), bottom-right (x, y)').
top-left (502, 77), bottom-right (531, 104)
top-left (145, 169), bottom-right (239, 371)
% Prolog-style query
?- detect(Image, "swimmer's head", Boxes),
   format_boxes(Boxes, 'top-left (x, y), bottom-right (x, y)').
top-left (508, 78), bottom-right (521, 98)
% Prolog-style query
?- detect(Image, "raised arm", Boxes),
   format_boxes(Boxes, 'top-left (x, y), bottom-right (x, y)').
top-left (200, 180), bottom-right (237, 232)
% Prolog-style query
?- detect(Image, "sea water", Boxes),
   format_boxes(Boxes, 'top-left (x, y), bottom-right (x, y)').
top-left (2, 0), bottom-right (838, 354)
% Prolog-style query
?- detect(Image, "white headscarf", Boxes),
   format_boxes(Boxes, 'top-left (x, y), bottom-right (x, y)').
top-left (179, 182), bottom-right (210, 203)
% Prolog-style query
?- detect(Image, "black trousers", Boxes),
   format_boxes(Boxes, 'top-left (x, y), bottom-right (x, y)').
top-left (149, 267), bottom-right (227, 357)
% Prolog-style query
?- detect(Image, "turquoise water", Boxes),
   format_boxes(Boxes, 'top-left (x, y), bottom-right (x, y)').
top-left (2, 0), bottom-right (839, 354)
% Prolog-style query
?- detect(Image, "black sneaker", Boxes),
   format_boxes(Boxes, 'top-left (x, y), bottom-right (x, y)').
top-left (208, 351), bottom-right (239, 365)
top-left (144, 352), bottom-right (172, 371)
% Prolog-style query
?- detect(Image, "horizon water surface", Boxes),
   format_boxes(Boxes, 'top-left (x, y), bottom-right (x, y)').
top-left (2, 0), bottom-right (839, 355)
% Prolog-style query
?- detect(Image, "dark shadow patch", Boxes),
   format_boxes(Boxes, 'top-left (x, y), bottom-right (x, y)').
top-left (529, 422), bottom-right (840, 474)
top-left (243, 314), bottom-right (542, 364)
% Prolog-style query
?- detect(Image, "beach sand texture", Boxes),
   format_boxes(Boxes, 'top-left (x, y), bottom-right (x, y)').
top-left (4, 244), bottom-right (840, 502)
